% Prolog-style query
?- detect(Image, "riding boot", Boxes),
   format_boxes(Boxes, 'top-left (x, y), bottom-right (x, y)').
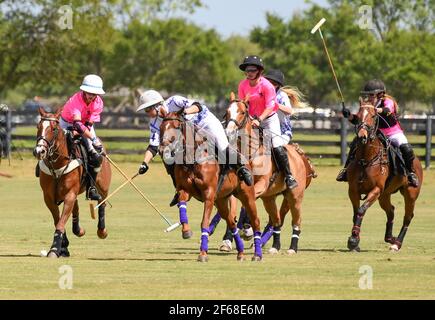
top-left (336, 138), bottom-right (357, 182)
top-left (273, 146), bottom-right (298, 189)
top-left (87, 168), bottom-right (102, 201)
top-left (164, 163), bottom-right (179, 207)
top-left (82, 137), bottom-right (103, 168)
top-left (227, 147), bottom-right (253, 186)
top-left (400, 143), bottom-right (419, 187)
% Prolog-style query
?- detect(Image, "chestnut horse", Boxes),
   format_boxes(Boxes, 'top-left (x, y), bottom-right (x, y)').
top-left (159, 108), bottom-right (262, 262)
top-left (225, 93), bottom-right (316, 254)
top-left (33, 107), bottom-right (111, 258)
top-left (346, 103), bottom-right (423, 252)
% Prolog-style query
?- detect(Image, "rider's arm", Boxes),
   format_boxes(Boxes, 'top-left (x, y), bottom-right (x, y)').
top-left (278, 103), bottom-right (293, 115)
top-left (184, 102), bottom-right (202, 115)
top-left (143, 145), bottom-right (158, 164)
top-left (348, 114), bottom-right (359, 125)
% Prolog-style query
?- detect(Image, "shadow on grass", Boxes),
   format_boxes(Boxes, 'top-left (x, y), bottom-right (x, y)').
top-left (299, 248), bottom-right (378, 253)
top-left (0, 254), bottom-right (41, 258)
top-left (87, 257), bottom-right (192, 262)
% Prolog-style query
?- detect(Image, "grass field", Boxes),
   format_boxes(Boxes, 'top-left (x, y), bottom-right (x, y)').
top-left (0, 159), bottom-right (435, 300)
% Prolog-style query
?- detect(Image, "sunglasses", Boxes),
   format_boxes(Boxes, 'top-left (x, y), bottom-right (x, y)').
top-left (245, 68), bottom-right (259, 73)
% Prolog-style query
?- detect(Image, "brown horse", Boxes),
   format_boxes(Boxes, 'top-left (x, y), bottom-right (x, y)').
top-left (159, 108), bottom-right (262, 262)
top-left (346, 103), bottom-right (423, 252)
top-left (33, 107), bottom-right (111, 258)
top-left (225, 93), bottom-right (316, 254)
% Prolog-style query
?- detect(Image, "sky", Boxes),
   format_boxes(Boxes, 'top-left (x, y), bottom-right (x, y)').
top-left (177, 0), bottom-right (329, 38)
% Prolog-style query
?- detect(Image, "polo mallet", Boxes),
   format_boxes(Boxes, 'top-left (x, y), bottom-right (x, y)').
top-left (89, 172), bottom-right (139, 219)
top-left (104, 154), bottom-right (181, 232)
top-left (311, 18), bottom-right (346, 112)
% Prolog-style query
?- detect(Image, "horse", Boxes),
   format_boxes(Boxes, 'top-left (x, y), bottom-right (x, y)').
top-left (33, 107), bottom-right (111, 258)
top-left (346, 103), bottom-right (423, 252)
top-left (159, 108), bottom-right (262, 262)
top-left (224, 92), bottom-right (316, 254)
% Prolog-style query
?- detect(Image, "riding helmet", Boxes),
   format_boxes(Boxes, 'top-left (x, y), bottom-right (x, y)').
top-left (361, 79), bottom-right (386, 95)
top-left (264, 69), bottom-right (285, 87)
top-left (239, 55), bottom-right (264, 71)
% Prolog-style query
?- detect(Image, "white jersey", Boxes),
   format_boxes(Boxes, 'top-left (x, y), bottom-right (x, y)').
top-left (276, 89), bottom-right (293, 139)
top-left (148, 95), bottom-right (228, 152)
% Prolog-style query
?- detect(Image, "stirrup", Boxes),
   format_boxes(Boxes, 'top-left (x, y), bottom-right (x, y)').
top-left (336, 168), bottom-right (348, 182)
top-left (285, 175), bottom-right (298, 189)
top-left (88, 186), bottom-right (102, 201)
top-left (407, 173), bottom-right (419, 188)
top-left (236, 167), bottom-right (253, 186)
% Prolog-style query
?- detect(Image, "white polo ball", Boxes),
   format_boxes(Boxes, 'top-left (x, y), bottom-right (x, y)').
top-left (40, 250), bottom-right (48, 257)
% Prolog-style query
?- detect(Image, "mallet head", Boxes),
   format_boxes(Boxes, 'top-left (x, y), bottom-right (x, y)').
top-left (311, 18), bottom-right (326, 34)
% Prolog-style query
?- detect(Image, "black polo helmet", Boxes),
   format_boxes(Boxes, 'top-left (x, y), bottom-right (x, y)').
top-left (239, 55), bottom-right (264, 71)
top-left (264, 69), bottom-right (285, 87)
top-left (361, 79), bottom-right (386, 95)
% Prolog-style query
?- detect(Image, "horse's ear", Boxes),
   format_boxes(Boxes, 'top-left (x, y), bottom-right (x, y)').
top-left (38, 106), bottom-right (46, 116)
top-left (159, 107), bottom-right (167, 118)
top-left (55, 107), bottom-right (62, 118)
top-left (243, 94), bottom-right (250, 104)
top-left (230, 92), bottom-right (236, 101)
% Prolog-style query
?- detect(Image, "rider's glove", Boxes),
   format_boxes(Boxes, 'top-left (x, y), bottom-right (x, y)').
top-left (138, 161), bottom-right (149, 175)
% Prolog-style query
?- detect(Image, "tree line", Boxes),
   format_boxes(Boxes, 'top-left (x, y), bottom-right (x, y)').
top-left (0, 0), bottom-right (433, 112)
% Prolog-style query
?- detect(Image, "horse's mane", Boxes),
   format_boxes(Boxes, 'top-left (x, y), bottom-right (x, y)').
top-left (280, 86), bottom-right (309, 109)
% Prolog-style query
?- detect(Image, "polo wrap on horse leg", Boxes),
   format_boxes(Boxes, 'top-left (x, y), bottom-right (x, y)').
top-left (260, 223), bottom-right (273, 247)
top-left (231, 227), bottom-right (244, 253)
top-left (290, 227), bottom-right (301, 252)
top-left (273, 146), bottom-right (298, 189)
top-left (272, 226), bottom-right (281, 251)
top-left (208, 212), bottom-right (222, 236)
top-left (399, 143), bottom-right (419, 187)
top-left (200, 228), bottom-right (209, 252)
top-left (178, 201), bottom-right (188, 224)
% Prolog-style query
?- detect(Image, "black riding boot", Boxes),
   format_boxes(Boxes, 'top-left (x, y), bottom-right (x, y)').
top-left (273, 146), bottom-right (298, 189)
top-left (400, 143), bottom-right (419, 187)
top-left (165, 163), bottom-right (179, 207)
top-left (227, 147), bottom-right (253, 186)
top-left (88, 168), bottom-right (102, 201)
top-left (336, 138), bottom-right (357, 182)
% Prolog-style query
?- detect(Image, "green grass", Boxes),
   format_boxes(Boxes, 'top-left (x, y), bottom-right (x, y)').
top-left (0, 160), bottom-right (435, 299)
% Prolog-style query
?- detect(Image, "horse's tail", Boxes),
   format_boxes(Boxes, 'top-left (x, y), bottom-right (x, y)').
top-left (281, 86), bottom-right (310, 109)
top-left (291, 143), bottom-right (317, 188)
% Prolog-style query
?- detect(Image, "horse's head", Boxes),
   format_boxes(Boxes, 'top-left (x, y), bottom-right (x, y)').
top-left (159, 109), bottom-right (185, 161)
top-left (33, 107), bottom-right (62, 160)
top-left (355, 102), bottom-right (378, 145)
top-left (224, 92), bottom-right (250, 140)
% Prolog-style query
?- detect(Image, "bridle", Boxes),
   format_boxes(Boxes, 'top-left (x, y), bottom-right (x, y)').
top-left (35, 116), bottom-right (62, 161)
top-left (225, 100), bottom-right (250, 130)
top-left (356, 104), bottom-right (379, 141)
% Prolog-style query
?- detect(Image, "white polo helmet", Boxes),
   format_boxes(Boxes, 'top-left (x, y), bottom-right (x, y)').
top-left (136, 90), bottom-right (164, 112)
top-left (80, 74), bottom-right (105, 95)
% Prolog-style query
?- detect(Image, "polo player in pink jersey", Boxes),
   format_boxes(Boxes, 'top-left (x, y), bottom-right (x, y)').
top-left (238, 55), bottom-right (297, 189)
top-left (59, 74), bottom-right (106, 200)
top-left (337, 79), bottom-right (419, 187)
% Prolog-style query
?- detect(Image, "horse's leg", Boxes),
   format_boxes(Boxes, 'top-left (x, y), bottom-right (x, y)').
top-left (378, 194), bottom-right (395, 244)
top-left (347, 186), bottom-right (361, 251)
top-left (215, 198), bottom-right (245, 261)
top-left (348, 186), bottom-right (382, 251)
top-left (261, 195), bottom-right (281, 254)
top-left (237, 187), bottom-right (262, 261)
top-left (208, 211), bottom-right (222, 236)
top-left (178, 190), bottom-right (192, 239)
top-left (96, 164), bottom-right (110, 239)
top-left (197, 189), bottom-right (216, 262)
top-left (286, 191), bottom-right (303, 255)
top-left (97, 203), bottom-right (108, 239)
top-left (390, 189), bottom-right (416, 251)
top-left (48, 192), bottom-right (77, 258)
top-left (72, 200), bottom-right (86, 237)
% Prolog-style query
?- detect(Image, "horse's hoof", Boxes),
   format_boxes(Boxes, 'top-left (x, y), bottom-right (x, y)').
top-left (47, 250), bottom-right (59, 258)
top-left (237, 253), bottom-right (245, 261)
top-left (287, 249), bottom-right (297, 255)
top-left (268, 247), bottom-right (279, 255)
top-left (74, 228), bottom-right (86, 237)
top-left (218, 240), bottom-right (232, 252)
top-left (347, 236), bottom-right (360, 251)
top-left (251, 255), bottom-right (262, 262)
top-left (97, 228), bottom-right (108, 239)
top-left (389, 244), bottom-right (400, 252)
top-left (197, 254), bottom-right (208, 262)
top-left (350, 246), bottom-right (361, 252)
top-left (182, 230), bottom-right (193, 239)
top-left (385, 237), bottom-right (396, 244)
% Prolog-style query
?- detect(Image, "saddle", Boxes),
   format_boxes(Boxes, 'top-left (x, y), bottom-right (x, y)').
top-left (377, 132), bottom-right (407, 177)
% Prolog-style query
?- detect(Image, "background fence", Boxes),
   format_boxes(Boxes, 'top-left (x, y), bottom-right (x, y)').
top-left (1, 109), bottom-right (434, 168)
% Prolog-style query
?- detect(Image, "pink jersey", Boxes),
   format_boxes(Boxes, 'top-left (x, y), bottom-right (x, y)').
top-left (238, 77), bottom-right (278, 117)
top-left (378, 98), bottom-right (403, 136)
top-left (61, 91), bottom-right (104, 123)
